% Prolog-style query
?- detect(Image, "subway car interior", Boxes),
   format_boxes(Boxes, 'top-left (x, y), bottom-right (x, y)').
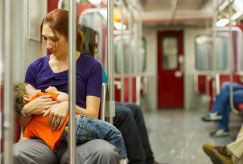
top-left (1, 0), bottom-right (243, 163)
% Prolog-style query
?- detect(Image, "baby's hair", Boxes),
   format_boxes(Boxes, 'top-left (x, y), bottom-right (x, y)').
top-left (14, 82), bottom-right (28, 117)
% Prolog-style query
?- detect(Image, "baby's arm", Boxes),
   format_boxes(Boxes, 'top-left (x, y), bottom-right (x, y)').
top-left (45, 86), bottom-right (69, 102)
top-left (43, 86), bottom-right (69, 116)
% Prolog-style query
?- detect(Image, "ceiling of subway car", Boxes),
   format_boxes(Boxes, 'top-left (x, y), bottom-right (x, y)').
top-left (139, 0), bottom-right (213, 27)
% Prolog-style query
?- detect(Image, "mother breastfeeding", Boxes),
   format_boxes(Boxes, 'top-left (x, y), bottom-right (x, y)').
top-left (13, 9), bottom-right (119, 164)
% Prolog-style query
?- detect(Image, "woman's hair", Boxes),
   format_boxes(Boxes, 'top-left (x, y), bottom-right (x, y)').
top-left (14, 82), bottom-right (28, 117)
top-left (78, 24), bottom-right (98, 57)
top-left (40, 9), bottom-right (84, 52)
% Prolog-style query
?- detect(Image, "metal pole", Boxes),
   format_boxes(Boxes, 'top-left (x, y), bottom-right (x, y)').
top-left (136, 4), bottom-right (142, 105)
top-left (3, 0), bottom-right (14, 163)
top-left (107, 0), bottom-right (115, 123)
top-left (228, 1), bottom-right (240, 113)
top-left (128, 2), bottom-right (133, 103)
top-left (68, 0), bottom-right (76, 163)
top-left (120, 6), bottom-right (125, 102)
top-left (211, 0), bottom-right (217, 101)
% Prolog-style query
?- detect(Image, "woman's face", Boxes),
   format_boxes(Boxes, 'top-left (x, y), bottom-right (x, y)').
top-left (42, 23), bottom-right (68, 55)
top-left (93, 35), bottom-right (99, 54)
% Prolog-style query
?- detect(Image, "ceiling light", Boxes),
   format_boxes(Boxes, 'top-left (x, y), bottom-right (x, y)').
top-left (233, 0), bottom-right (243, 11)
top-left (219, 1), bottom-right (229, 11)
top-left (216, 19), bottom-right (229, 27)
top-left (231, 11), bottom-right (243, 21)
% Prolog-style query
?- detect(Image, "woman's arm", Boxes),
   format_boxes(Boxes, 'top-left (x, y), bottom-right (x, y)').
top-left (19, 95), bottom-right (58, 128)
top-left (48, 96), bottom-right (100, 130)
top-left (75, 95), bottom-right (100, 119)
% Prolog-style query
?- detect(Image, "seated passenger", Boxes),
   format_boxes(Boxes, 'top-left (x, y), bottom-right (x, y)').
top-left (14, 82), bottom-right (127, 163)
top-left (79, 24), bottom-right (162, 164)
top-left (11, 9), bottom-right (119, 164)
top-left (201, 82), bottom-right (243, 137)
top-left (202, 125), bottom-right (243, 164)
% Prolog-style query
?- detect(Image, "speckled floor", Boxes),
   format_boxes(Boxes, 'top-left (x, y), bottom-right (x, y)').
top-left (143, 109), bottom-right (243, 164)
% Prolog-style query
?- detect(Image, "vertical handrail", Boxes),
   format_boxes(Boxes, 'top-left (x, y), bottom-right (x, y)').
top-left (3, 0), bottom-right (14, 163)
top-left (68, 0), bottom-right (76, 163)
top-left (212, 0), bottom-right (217, 101)
top-left (100, 83), bottom-right (107, 120)
top-left (136, 5), bottom-right (142, 105)
top-left (128, 2), bottom-right (133, 103)
top-left (120, 5), bottom-right (125, 103)
top-left (107, 0), bottom-right (115, 123)
top-left (228, 1), bottom-right (240, 113)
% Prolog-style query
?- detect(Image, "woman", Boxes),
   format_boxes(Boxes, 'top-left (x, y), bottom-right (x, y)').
top-left (79, 24), bottom-right (161, 164)
top-left (13, 9), bottom-right (119, 164)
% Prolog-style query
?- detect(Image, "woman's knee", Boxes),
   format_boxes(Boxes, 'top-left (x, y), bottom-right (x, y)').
top-left (86, 139), bottom-right (119, 163)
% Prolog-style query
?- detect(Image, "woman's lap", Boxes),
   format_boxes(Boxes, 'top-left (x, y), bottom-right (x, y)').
top-left (13, 138), bottom-right (57, 164)
top-left (13, 138), bottom-right (119, 164)
top-left (58, 139), bottom-right (119, 164)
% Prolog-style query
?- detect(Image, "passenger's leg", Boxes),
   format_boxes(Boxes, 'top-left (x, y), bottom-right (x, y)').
top-left (114, 105), bottom-right (146, 164)
top-left (13, 138), bottom-right (58, 164)
top-left (212, 83), bottom-right (243, 114)
top-left (217, 104), bottom-right (230, 131)
top-left (124, 103), bottom-right (154, 164)
top-left (213, 89), bottom-right (243, 136)
top-left (202, 83), bottom-right (243, 121)
top-left (58, 139), bottom-right (119, 164)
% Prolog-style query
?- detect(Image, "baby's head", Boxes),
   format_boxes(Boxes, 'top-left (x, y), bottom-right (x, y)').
top-left (14, 82), bottom-right (41, 116)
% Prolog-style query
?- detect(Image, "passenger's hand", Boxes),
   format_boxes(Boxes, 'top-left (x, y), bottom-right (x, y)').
top-left (48, 101), bottom-right (68, 130)
top-left (45, 86), bottom-right (58, 93)
top-left (24, 95), bottom-right (58, 116)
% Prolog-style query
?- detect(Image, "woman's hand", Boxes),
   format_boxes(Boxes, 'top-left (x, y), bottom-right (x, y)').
top-left (48, 101), bottom-right (68, 130)
top-left (24, 95), bottom-right (57, 116)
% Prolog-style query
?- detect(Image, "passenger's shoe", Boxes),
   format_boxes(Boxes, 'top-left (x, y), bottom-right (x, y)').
top-left (203, 144), bottom-right (230, 157)
top-left (210, 148), bottom-right (232, 164)
top-left (203, 144), bottom-right (232, 164)
top-left (210, 129), bottom-right (230, 137)
top-left (201, 112), bottom-right (222, 121)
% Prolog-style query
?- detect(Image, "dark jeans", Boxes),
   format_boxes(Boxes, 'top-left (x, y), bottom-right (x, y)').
top-left (114, 102), bottom-right (154, 164)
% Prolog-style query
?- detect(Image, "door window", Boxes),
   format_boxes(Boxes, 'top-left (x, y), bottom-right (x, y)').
top-left (162, 37), bottom-right (178, 70)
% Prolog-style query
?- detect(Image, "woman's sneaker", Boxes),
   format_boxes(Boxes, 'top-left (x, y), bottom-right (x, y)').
top-left (210, 129), bottom-right (230, 137)
top-left (201, 112), bottom-right (222, 121)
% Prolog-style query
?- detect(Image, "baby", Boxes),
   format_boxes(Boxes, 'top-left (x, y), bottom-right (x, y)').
top-left (14, 82), bottom-right (127, 163)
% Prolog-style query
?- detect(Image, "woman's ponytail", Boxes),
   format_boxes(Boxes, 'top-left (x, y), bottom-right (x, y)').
top-left (76, 29), bottom-right (84, 52)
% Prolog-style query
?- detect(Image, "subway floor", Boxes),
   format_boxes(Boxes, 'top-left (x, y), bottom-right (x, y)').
top-left (143, 108), bottom-right (242, 164)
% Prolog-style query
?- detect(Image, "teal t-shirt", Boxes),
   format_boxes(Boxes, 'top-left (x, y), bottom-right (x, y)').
top-left (102, 67), bottom-right (108, 83)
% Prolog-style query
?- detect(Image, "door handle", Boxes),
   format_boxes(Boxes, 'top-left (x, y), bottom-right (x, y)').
top-left (175, 71), bottom-right (182, 77)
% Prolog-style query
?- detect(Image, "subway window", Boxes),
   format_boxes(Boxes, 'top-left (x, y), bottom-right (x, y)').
top-left (195, 34), bottom-right (228, 71)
